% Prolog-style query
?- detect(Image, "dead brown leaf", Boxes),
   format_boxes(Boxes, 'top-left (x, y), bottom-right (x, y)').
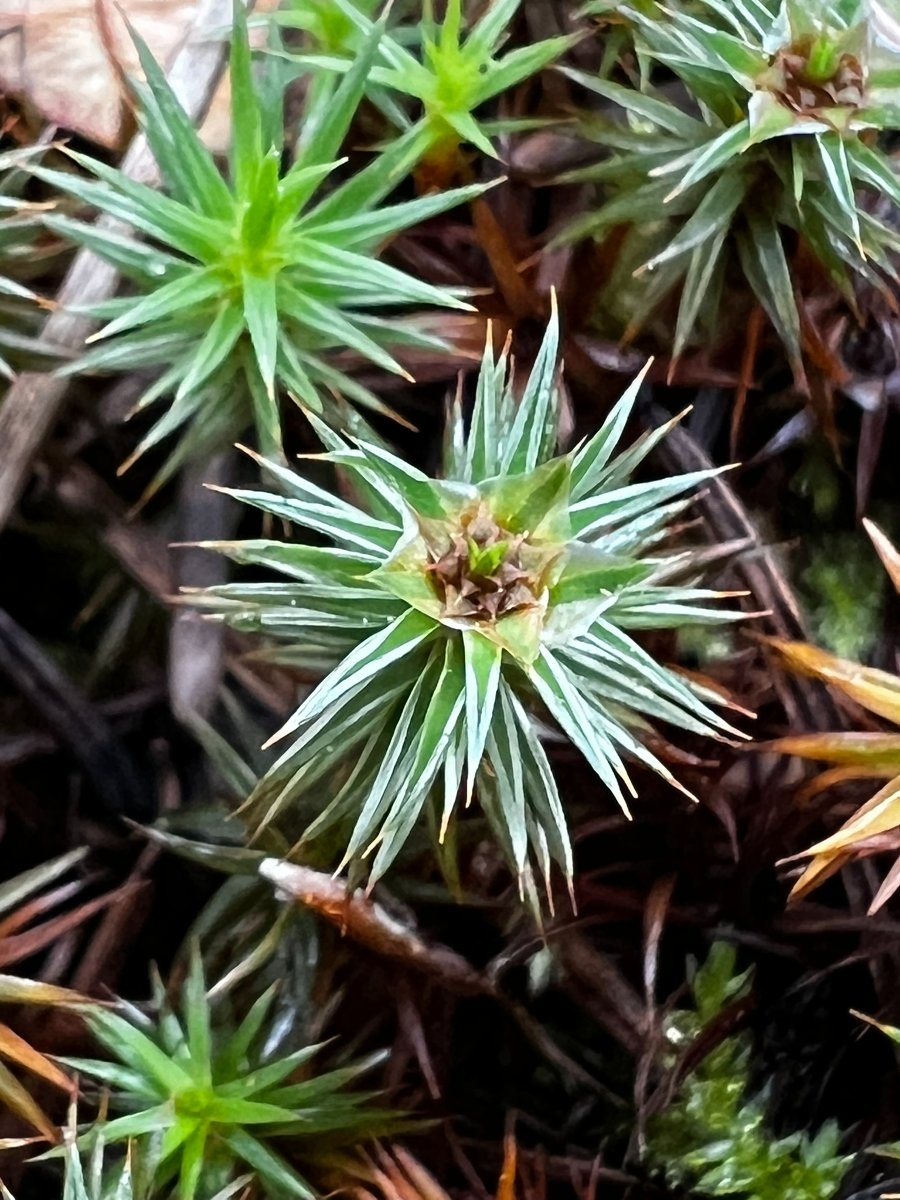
top-left (0, 0), bottom-right (276, 152)
top-left (496, 1122), bottom-right (518, 1200)
top-left (767, 636), bottom-right (900, 726)
top-left (865, 518), bottom-right (900, 594)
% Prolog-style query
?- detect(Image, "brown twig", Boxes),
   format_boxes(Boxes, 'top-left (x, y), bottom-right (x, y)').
top-left (259, 859), bottom-right (491, 996)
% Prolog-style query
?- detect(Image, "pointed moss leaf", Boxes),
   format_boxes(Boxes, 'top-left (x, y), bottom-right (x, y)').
top-left (551, 546), bottom-right (654, 605)
top-left (229, 0), bottom-right (264, 202)
top-left (209, 540), bottom-right (379, 584)
top-left (182, 952), bottom-right (212, 1085)
top-left (339, 668), bottom-right (436, 863)
top-left (240, 151), bottom-right (281, 251)
top-left (274, 608), bottom-right (438, 739)
top-left (529, 649), bottom-right (630, 807)
top-left (642, 169), bottom-right (749, 273)
top-left (482, 457), bottom-right (571, 537)
top-left (241, 269), bottom-right (279, 398)
top-left (223, 1129), bottom-right (316, 1200)
top-left (0, 848), bottom-right (87, 918)
top-left (215, 482), bottom-right (399, 556)
top-left (88, 268), bottom-right (224, 343)
top-left (462, 630), bottom-right (503, 803)
top-left (380, 636), bottom-right (467, 863)
top-left (506, 684), bottom-right (574, 879)
top-left (128, 21), bottom-right (232, 219)
top-left (312, 178), bottom-right (491, 247)
top-left (673, 230), bottom-right (728, 360)
top-left (656, 120), bottom-right (753, 196)
top-left (83, 1009), bottom-right (193, 1096)
top-left (465, 334), bottom-right (508, 482)
top-left (569, 468), bottom-right (723, 539)
top-left (178, 1125), bottom-right (207, 1200)
top-left (355, 442), bottom-right (476, 518)
top-left (570, 364), bottom-right (651, 500)
top-left (817, 132), bottom-right (862, 249)
top-left (216, 1046), bottom-right (321, 1100)
top-left (500, 303), bottom-right (561, 475)
top-left (735, 210), bottom-right (801, 364)
top-left (482, 685), bottom-right (529, 872)
top-left (32, 157), bottom-right (223, 260)
top-left (562, 68), bottom-right (706, 138)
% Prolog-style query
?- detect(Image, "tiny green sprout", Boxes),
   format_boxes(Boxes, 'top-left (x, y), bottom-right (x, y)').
top-left (191, 309), bottom-right (741, 905)
top-left (806, 32), bottom-right (845, 83)
top-left (62, 951), bottom-right (396, 1200)
top-left (466, 535), bottom-right (510, 581)
top-left (282, 0), bottom-right (575, 178)
top-left (32, 1), bottom-right (484, 489)
top-left (567, 0), bottom-right (900, 369)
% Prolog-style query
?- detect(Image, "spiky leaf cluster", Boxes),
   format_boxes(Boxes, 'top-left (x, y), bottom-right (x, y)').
top-left (647, 943), bottom-right (852, 1200)
top-left (27, 1107), bottom-right (162, 1200)
top-left (0, 149), bottom-right (66, 380)
top-left (193, 313), bottom-right (738, 900)
top-left (32, 3), bottom-right (481, 488)
top-left (284, 0), bottom-right (573, 172)
top-left (566, 0), bottom-right (900, 366)
top-left (62, 953), bottom-right (393, 1200)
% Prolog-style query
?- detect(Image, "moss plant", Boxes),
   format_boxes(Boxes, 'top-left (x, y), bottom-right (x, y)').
top-left (190, 311), bottom-right (740, 902)
top-left (60, 952), bottom-right (398, 1200)
top-left (33, 2), bottom-right (484, 488)
top-left (567, 0), bottom-right (900, 366)
top-left (647, 944), bottom-right (851, 1200)
top-left (282, 0), bottom-right (574, 183)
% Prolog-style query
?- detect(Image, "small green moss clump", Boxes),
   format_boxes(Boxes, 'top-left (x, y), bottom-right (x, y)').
top-left (646, 944), bottom-right (852, 1200)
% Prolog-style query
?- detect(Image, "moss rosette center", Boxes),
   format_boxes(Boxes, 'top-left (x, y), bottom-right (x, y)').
top-left (423, 499), bottom-right (560, 623)
top-left (368, 483), bottom-right (570, 666)
top-left (758, 33), bottom-right (866, 120)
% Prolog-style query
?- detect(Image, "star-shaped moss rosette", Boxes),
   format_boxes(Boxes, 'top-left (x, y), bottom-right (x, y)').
top-left (58, 952), bottom-right (398, 1200)
top-left (31, 2), bottom-right (484, 490)
top-left (192, 311), bottom-right (741, 900)
top-left (281, 0), bottom-right (575, 184)
top-left (567, 0), bottom-right (900, 368)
